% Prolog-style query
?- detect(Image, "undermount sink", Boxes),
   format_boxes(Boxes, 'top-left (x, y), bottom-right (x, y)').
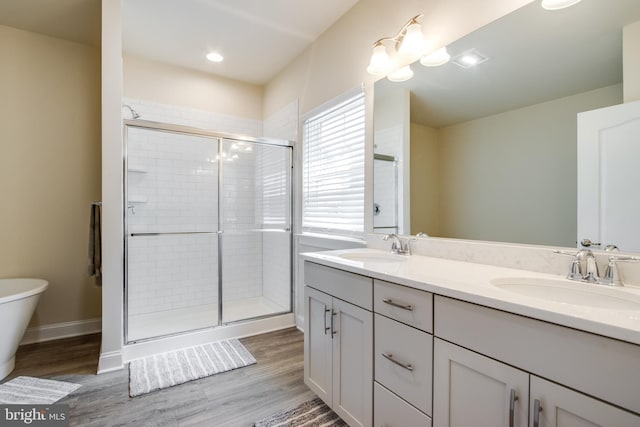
top-left (337, 251), bottom-right (408, 263)
top-left (491, 277), bottom-right (640, 310)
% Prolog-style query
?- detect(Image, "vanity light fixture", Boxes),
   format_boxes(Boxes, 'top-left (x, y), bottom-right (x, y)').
top-left (367, 14), bottom-right (451, 81)
top-left (451, 49), bottom-right (489, 68)
top-left (206, 51), bottom-right (224, 63)
top-left (387, 65), bottom-right (414, 82)
top-left (541, 0), bottom-right (583, 10)
top-left (420, 47), bottom-right (451, 67)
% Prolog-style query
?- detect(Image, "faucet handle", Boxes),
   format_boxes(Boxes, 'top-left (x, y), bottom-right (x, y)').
top-left (553, 250), bottom-right (584, 280)
top-left (580, 238), bottom-right (601, 248)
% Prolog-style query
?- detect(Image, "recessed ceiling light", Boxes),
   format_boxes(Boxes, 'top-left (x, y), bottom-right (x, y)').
top-left (541, 0), bottom-right (583, 10)
top-left (206, 52), bottom-right (224, 63)
top-left (451, 49), bottom-right (489, 69)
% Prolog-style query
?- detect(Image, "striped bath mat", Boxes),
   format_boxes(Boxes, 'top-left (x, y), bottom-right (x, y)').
top-left (254, 398), bottom-right (346, 427)
top-left (0, 376), bottom-right (81, 404)
top-left (129, 338), bottom-right (256, 397)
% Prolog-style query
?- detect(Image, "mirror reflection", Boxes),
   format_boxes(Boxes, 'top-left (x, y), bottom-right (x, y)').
top-left (372, 0), bottom-right (640, 248)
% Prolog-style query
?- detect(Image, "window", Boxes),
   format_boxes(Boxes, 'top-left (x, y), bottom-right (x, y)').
top-left (302, 90), bottom-right (365, 236)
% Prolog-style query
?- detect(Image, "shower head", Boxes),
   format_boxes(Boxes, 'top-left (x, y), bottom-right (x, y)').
top-left (122, 104), bottom-right (140, 119)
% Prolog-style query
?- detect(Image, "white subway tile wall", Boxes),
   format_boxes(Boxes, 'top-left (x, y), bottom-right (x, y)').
top-left (125, 100), bottom-right (296, 334)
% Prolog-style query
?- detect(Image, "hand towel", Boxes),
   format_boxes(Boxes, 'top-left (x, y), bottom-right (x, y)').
top-left (88, 203), bottom-right (102, 286)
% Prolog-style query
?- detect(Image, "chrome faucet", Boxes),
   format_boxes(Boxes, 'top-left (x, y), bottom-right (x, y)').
top-left (554, 248), bottom-right (599, 283)
top-left (555, 249), bottom-right (639, 286)
top-left (383, 234), bottom-right (410, 255)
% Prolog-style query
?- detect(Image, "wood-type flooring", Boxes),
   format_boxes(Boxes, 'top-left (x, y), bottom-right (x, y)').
top-left (7, 327), bottom-right (315, 427)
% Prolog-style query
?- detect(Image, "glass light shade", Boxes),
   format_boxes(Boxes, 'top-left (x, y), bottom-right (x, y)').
top-left (398, 23), bottom-right (425, 57)
top-left (387, 65), bottom-right (413, 82)
top-left (541, 0), bottom-right (582, 10)
top-left (420, 47), bottom-right (451, 67)
top-left (367, 44), bottom-right (392, 76)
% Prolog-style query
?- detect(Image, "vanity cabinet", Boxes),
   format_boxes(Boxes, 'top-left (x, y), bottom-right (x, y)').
top-left (433, 296), bottom-right (640, 427)
top-left (304, 262), bottom-right (373, 427)
top-left (303, 260), bottom-right (640, 427)
top-left (434, 338), bottom-right (640, 427)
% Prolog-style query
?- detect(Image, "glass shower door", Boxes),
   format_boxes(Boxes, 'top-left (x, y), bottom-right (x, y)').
top-left (220, 139), bottom-right (292, 323)
top-left (125, 126), bottom-right (220, 342)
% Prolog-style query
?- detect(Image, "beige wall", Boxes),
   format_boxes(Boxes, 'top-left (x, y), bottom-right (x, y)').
top-left (123, 55), bottom-right (263, 120)
top-left (0, 25), bottom-right (102, 327)
top-left (264, 0), bottom-right (533, 117)
top-left (433, 84), bottom-right (622, 246)
top-left (623, 20), bottom-right (640, 103)
top-left (410, 123), bottom-right (440, 236)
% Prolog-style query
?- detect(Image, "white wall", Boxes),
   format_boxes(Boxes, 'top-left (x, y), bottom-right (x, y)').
top-left (100, 0), bottom-right (124, 373)
top-left (0, 25), bottom-right (102, 330)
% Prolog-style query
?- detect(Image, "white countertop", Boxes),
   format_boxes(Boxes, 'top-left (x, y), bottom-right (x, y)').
top-left (301, 248), bottom-right (640, 346)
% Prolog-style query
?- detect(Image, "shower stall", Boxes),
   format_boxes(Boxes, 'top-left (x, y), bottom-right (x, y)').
top-left (124, 120), bottom-right (293, 343)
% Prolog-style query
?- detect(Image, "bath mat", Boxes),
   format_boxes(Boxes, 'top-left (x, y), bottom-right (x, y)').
top-left (129, 338), bottom-right (256, 397)
top-left (0, 376), bottom-right (81, 404)
top-left (254, 398), bottom-right (347, 427)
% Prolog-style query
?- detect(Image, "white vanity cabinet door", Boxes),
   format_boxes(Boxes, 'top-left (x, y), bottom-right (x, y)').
top-left (529, 376), bottom-right (640, 427)
top-left (304, 283), bottom-right (373, 427)
top-left (304, 286), bottom-right (334, 405)
top-left (374, 382), bottom-right (432, 427)
top-left (332, 297), bottom-right (373, 427)
top-left (433, 338), bottom-right (529, 427)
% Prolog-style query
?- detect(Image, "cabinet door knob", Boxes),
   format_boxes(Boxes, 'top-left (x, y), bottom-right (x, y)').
top-left (509, 389), bottom-right (518, 427)
top-left (323, 306), bottom-right (331, 335)
top-left (533, 399), bottom-right (543, 427)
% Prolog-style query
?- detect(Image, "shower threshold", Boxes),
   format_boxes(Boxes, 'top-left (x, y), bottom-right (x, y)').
top-left (127, 297), bottom-right (288, 342)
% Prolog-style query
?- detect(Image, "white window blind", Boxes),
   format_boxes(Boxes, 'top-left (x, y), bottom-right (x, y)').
top-left (302, 90), bottom-right (365, 235)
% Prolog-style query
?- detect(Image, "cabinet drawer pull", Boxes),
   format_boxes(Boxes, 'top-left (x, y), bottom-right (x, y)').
top-left (533, 399), bottom-right (543, 427)
top-left (382, 352), bottom-right (414, 371)
top-left (509, 389), bottom-right (518, 427)
top-left (382, 298), bottom-right (413, 311)
top-left (323, 306), bottom-right (331, 335)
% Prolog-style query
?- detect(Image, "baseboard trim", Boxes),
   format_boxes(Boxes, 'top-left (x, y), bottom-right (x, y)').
top-left (97, 350), bottom-right (124, 374)
top-left (20, 318), bottom-right (102, 345)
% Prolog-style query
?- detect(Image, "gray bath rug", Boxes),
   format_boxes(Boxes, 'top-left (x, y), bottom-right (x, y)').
top-left (129, 338), bottom-right (256, 397)
top-left (254, 398), bottom-right (347, 427)
top-left (0, 376), bottom-right (81, 404)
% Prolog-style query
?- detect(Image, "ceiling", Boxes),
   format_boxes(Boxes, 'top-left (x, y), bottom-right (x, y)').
top-left (122, 0), bottom-right (359, 85)
top-left (375, 0), bottom-right (640, 128)
top-left (0, 0), bottom-right (101, 46)
top-left (0, 0), bottom-right (358, 86)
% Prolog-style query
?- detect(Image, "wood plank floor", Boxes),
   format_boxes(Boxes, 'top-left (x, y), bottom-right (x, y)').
top-left (7, 327), bottom-right (316, 427)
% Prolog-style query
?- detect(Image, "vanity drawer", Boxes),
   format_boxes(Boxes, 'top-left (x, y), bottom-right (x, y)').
top-left (375, 314), bottom-right (432, 414)
top-left (374, 279), bottom-right (432, 332)
top-left (304, 261), bottom-right (372, 310)
top-left (374, 382), bottom-right (432, 427)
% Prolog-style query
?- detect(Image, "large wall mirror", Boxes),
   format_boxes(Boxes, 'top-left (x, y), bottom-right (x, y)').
top-left (372, 0), bottom-right (640, 248)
